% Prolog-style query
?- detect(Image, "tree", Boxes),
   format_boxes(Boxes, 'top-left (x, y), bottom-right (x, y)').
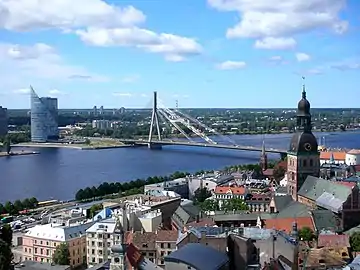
top-left (13, 200), bottom-right (23, 212)
top-left (52, 243), bottom-right (70, 265)
top-left (2, 136), bottom-right (11, 155)
top-left (298, 227), bottom-right (315, 242)
top-left (0, 224), bottom-right (13, 247)
top-left (28, 197), bottom-right (38, 208)
top-left (0, 239), bottom-right (13, 270)
top-left (0, 204), bottom-right (4, 215)
top-left (89, 204), bottom-right (103, 218)
top-left (200, 199), bottom-right (219, 212)
top-left (4, 202), bottom-right (15, 215)
top-left (22, 198), bottom-right (31, 209)
top-left (350, 232), bottom-right (360, 252)
top-left (222, 198), bottom-right (248, 212)
top-left (273, 166), bottom-right (286, 180)
top-left (194, 187), bottom-right (212, 204)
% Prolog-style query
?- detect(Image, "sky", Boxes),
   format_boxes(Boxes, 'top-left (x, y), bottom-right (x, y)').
top-left (0, 0), bottom-right (359, 109)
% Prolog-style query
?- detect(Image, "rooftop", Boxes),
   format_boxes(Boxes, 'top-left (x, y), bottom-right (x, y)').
top-left (14, 261), bottom-right (70, 270)
top-left (165, 243), bottom-right (229, 270)
top-left (347, 149), bottom-right (360, 155)
top-left (264, 216), bottom-right (315, 234)
top-left (320, 152), bottom-right (346, 160)
top-left (25, 221), bottom-right (94, 241)
top-left (214, 186), bottom-right (246, 195)
top-left (138, 209), bottom-right (162, 219)
top-left (86, 218), bottom-right (117, 234)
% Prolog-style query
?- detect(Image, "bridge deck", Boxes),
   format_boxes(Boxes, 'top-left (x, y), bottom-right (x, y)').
top-left (119, 139), bottom-right (287, 154)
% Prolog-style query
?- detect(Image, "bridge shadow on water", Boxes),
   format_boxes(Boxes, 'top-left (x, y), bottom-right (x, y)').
top-left (158, 145), bottom-right (263, 161)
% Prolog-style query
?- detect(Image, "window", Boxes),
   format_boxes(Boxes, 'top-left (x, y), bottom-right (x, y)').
top-left (46, 241), bottom-right (49, 246)
top-left (148, 252), bottom-right (154, 257)
top-left (40, 241), bottom-right (43, 245)
top-left (25, 248), bottom-right (27, 253)
top-left (114, 257), bottom-right (120, 263)
top-left (303, 160), bottom-right (307, 167)
top-left (167, 243), bottom-right (171, 248)
top-left (310, 159), bottom-right (313, 166)
top-left (161, 243), bottom-right (164, 248)
top-left (46, 249), bottom-right (49, 256)
top-left (34, 248), bottom-right (38, 254)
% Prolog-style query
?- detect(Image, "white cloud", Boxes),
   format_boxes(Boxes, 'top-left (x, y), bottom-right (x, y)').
top-left (140, 94), bottom-right (148, 98)
top-left (49, 89), bottom-right (65, 96)
top-left (331, 63), bottom-right (360, 71)
top-left (121, 74), bottom-right (140, 83)
top-left (208, 0), bottom-right (348, 48)
top-left (13, 88), bottom-right (30, 95)
top-left (0, 0), bottom-right (145, 31)
top-left (0, 43), bottom-right (108, 88)
top-left (217, 61), bottom-right (246, 70)
top-left (112, 92), bottom-right (133, 97)
top-left (267, 55), bottom-right (288, 65)
top-left (0, 0), bottom-right (202, 62)
top-left (76, 27), bottom-right (202, 61)
top-left (296, 52), bottom-right (311, 62)
top-left (255, 37), bottom-right (296, 50)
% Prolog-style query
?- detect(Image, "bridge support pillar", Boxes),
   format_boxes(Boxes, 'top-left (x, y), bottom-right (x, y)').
top-left (280, 152), bottom-right (287, 160)
top-left (148, 143), bottom-right (162, 150)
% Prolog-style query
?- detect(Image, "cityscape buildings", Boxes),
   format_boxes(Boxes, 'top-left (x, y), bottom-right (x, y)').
top-left (0, 106), bottom-right (8, 136)
top-left (30, 87), bottom-right (59, 142)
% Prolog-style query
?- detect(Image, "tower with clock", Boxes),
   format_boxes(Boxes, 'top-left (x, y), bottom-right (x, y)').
top-left (287, 78), bottom-right (320, 201)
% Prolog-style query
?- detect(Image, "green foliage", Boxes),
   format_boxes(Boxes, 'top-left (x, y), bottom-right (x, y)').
top-left (0, 224), bottom-right (13, 270)
top-left (2, 136), bottom-right (11, 154)
top-left (52, 243), bottom-right (70, 265)
top-left (75, 171), bottom-right (189, 201)
top-left (222, 198), bottom-right (249, 212)
top-left (199, 199), bottom-right (219, 212)
top-left (0, 239), bottom-right (13, 270)
top-left (298, 227), bottom-right (315, 241)
top-left (273, 166), bottom-right (286, 180)
top-left (0, 197), bottom-right (38, 216)
top-left (0, 225), bottom-right (13, 246)
top-left (350, 232), bottom-right (360, 252)
top-left (193, 187), bottom-right (212, 204)
top-left (89, 204), bottom-right (103, 218)
top-left (0, 132), bottom-right (30, 145)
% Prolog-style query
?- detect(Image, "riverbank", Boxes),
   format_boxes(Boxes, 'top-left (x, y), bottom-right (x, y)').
top-left (14, 141), bottom-right (131, 150)
top-left (0, 150), bottom-right (39, 158)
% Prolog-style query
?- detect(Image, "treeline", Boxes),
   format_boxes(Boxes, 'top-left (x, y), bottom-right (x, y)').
top-left (0, 197), bottom-right (38, 216)
top-left (75, 171), bottom-right (189, 201)
top-left (0, 132), bottom-right (30, 144)
top-left (0, 224), bottom-right (13, 269)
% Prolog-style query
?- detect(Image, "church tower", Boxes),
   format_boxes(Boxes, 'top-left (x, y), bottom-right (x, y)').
top-left (260, 140), bottom-right (268, 171)
top-left (287, 78), bottom-right (320, 201)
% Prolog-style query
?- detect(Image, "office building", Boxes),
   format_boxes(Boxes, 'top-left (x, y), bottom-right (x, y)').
top-left (30, 87), bottom-right (59, 142)
top-left (0, 106), bottom-right (8, 136)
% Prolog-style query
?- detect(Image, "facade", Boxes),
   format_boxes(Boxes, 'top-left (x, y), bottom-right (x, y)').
top-left (214, 186), bottom-right (247, 201)
top-left (346, 149), bottom-right (360, 165)
top-left (22, 222), bottom-right (93, 268)
top-left (0, 106), bottom-right (8, 136)
top-left (92, 120), bottom-right (112, 130)
top-left (86, 218), bottom-right (124, 267)
top-left (287, 82), bottom-right (320, 201)
top-left (320, 151), bottom-right (346, 165)
top-left (30, 87), bottom-right (59, 142)
top-left (129, 230), bottom-right (178, 267)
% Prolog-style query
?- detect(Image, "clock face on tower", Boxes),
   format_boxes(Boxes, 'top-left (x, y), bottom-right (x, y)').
top-left (304, 143), bottom-right (312, 151)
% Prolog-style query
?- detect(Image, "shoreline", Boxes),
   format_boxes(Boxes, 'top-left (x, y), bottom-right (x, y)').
top-left (13, 142), bottom-right (132, 150)
top-left (0, 150), bottom-right (39, 158)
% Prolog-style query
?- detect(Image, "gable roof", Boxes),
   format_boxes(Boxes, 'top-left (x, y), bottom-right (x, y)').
top-left (274, 195), bottom-right (293, 213)
top-left (317, 234), bottom-right (350, 248)
top-left (298, 176), bottom-right (352, 203)
top-left (311, 209), bottom-right (342, 233)
top-left (165, 243), bottom-right (229, 270)
top-left (264, 217), bottom-right (314, 233)
top-left (215, 186), bottom-right (246, 195)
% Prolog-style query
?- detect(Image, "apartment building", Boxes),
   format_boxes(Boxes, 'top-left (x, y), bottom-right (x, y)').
top-left (129, 230), bottom-right (178, 267)
top-left (22, 222), bottom-right (94, 268)
top-left (86, 218), bottom-right (124, 267)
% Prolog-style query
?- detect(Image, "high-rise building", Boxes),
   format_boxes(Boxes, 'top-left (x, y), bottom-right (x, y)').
top-left (286, 80), bottom-right (320, 201)
top-left (0, 106), bottom-right (8, 136)
top-left (30, 87), bottom-right (59, 142)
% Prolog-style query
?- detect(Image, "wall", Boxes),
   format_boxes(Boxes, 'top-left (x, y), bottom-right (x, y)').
top-left (346, 153), bottom-right (360, 165)
top-left (151, 198), bottom-right (181, 229)
top-left (139, 213), bottom-right (162, 232)
top-left (188, 178), bottom-right (217, 198)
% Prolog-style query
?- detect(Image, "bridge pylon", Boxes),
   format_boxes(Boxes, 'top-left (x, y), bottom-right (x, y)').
top-left (148, 91), bottom-right (162, 149)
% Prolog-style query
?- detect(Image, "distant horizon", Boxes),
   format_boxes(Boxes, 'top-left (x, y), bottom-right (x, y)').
top-left (5, 107), bottom-right (360, 111)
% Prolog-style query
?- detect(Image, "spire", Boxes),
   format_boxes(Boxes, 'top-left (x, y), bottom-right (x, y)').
top-left (302, 76), bottom-right (306, 99)
top-left (260, 139), bottom-right (268, 171)
top-left (329, 152), bottom-right (335, 164)
top-left (262, 139), bottom-right (266, 155)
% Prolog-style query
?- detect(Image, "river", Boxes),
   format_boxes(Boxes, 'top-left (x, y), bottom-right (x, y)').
top-left (0, 132), bottom-right (359, 203)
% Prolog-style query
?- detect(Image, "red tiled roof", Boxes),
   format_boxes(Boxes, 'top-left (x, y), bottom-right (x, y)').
top-left (155, 230), bottom-right (178, 242)
top-left (186, 218), bottom-right (215, 228)
top-left (262, 169), bottom-right (274, 176)
top-left (336, 182), bottom-right (356, 188)
top-left (264, 217), bottom-right (314, 233)
top-left (320, 152), bottom-right (346, 161)
top-left (126, 243), bottom-right (143, 267)
top-left (215, 186), bottom-right (246, 195)
top-left (317, 234), bottom-right (350, 248)
top-left (354, 165), bottom-right (360, 172)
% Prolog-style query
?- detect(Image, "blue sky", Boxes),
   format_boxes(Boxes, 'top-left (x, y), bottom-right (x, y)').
top-left (0, 0), bottom-right (359, 109)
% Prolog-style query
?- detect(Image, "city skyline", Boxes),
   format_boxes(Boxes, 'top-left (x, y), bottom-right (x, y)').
top-left (1, 0), bottom-right (359, 109)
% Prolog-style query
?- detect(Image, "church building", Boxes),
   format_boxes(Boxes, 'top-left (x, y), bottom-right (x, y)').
top-left (286, 79), bottom-right (320, 201)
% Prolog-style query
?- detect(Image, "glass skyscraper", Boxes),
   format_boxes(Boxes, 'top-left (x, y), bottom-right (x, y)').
top-left (30, 87), bottom-right (59, 142)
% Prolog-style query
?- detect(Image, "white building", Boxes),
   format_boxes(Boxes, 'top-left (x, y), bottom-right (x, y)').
top-left (346, 149), bottom-right (360, 165)
top-left (138, 209), bottom-right (162, 233)
top-left (92, 120), bottom-right (111, 130)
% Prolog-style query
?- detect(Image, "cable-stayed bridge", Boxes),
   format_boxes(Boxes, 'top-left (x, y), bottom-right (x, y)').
top-left (119, 92), bottom-right (287, 158)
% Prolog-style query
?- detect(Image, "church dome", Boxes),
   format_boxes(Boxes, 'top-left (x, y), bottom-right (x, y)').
top-left (111, 244), bottom-right (126, 254)
top-left (289, 131), bottom-right (318, 153)
top-left (297, 98), bottom-right (310, 114)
